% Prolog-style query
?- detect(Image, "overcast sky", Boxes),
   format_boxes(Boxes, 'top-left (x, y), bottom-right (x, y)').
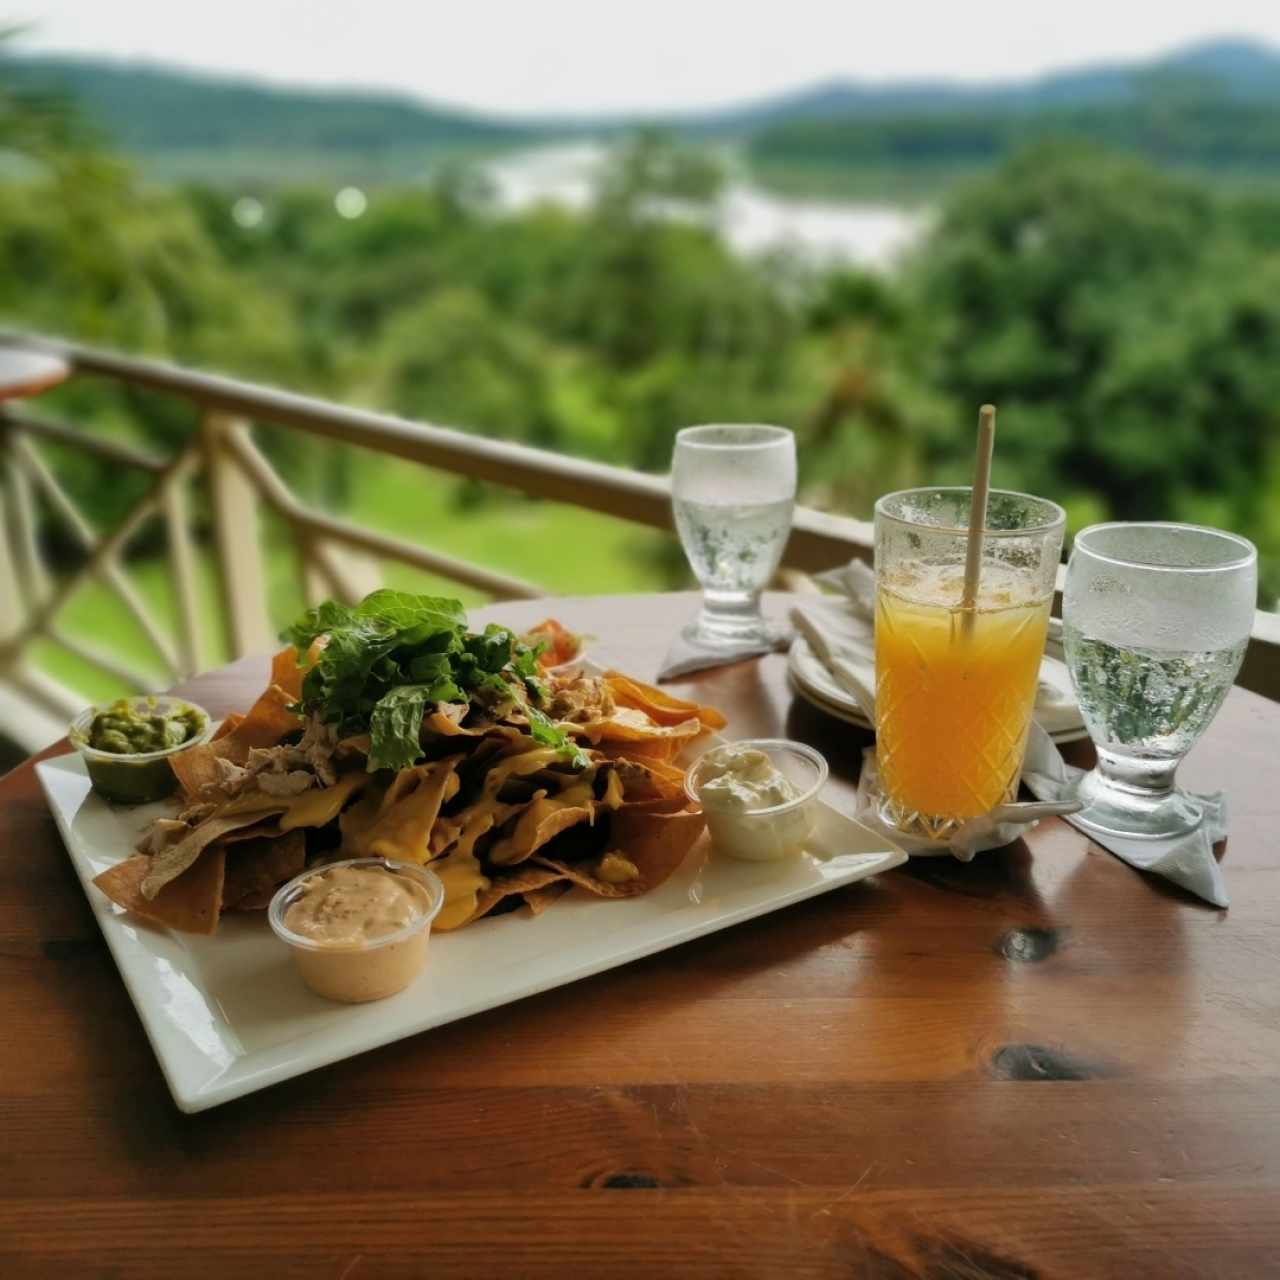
top-left (11, 1), bottom-right (1280, 116)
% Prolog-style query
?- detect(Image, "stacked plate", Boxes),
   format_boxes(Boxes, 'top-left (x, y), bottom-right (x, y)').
top-left (787, 634), bottom-right (1090, 746)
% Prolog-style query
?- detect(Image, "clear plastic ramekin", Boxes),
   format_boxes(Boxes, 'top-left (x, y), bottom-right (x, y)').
top-left (68, 695), bottom-right (213, 804)
top-left (684, 738), bottom-right (829, 861)
top-left (268, 857), bottom-right (446, 1003)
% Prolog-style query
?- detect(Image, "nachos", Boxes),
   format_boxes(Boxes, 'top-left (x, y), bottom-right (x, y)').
top-left (94, 591), bottom-right (724, 936)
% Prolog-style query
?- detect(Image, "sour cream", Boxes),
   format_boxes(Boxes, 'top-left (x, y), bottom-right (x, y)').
top-left (700, 745), bottom-right (800, 812)
top-left (270, 860), bottom-right (444, 1003)
top-left (690, 741), bottom-right (824, 862)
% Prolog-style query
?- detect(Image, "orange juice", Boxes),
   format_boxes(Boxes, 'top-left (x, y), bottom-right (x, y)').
top-left (875, 566), bottom-right (1050, 838)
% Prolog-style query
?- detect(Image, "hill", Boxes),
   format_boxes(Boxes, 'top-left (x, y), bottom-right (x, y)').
top-left (0, 55), bottom-right (537, 156)
top-left (4, 38), bottom-right (1280, 188)
top-left (688, 38), bottom-right (1280, 132)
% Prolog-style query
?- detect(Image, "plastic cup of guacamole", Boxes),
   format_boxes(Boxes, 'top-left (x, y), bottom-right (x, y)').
top-left (69, 695), bottom-right (213, 805)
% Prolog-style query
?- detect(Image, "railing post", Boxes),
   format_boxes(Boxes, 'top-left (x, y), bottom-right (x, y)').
top-left (200, 411), bottom-right (272, 658)
top-left (0, 451), bottom-right (24, 644)
top-left (162, 469), bottom-right (204, 676)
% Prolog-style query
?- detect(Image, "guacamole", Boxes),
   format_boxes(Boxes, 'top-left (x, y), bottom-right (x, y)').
top-left (86, 700), bottom-right (205, 755)
top-left (73, 696), bottom-right (210, 805)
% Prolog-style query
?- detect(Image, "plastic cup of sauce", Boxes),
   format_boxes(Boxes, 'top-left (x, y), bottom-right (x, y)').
top-left (69, 696), bottom-right (213, 805)
top-left (685, 738), bottom-right (829, 861)
top-left (269, 857), bottom-right (445, 1003)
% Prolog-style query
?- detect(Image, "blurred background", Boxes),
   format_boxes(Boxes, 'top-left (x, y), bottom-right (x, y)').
top-left (2, 1), bottom-right (1280, 759)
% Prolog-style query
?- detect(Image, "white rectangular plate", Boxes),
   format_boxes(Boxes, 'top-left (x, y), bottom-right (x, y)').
top-left (37, 751), bottom-right (906, 1112)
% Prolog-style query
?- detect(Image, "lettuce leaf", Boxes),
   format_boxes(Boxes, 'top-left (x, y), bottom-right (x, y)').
top-left (353, 590), bottom-right (466, 634)
top-left (369, 681), bottom-right (464, 771)
top-left (527, 705), bottom-right (589, 769)
top-left (284, 590), bottom-right (583, 772)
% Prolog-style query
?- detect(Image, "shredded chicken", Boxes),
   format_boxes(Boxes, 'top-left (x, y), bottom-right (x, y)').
top-left (255, 768), bottom-right (316, 796)
top-left (138, 817), bottom-right (189, 856)
top-left (176, 801), bottom-right (217, 826)
top-left (194, 757), bottom-right (249, 804)
top-left (546, 674), bottom-right (615, 724)
top-left (295, 716), bottom-right (339, 786)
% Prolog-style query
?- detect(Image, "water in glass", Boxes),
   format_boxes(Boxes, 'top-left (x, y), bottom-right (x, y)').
top-left (1062, 522), bottom-right (1256, 840)
top-left (671, 425), bottom-right (795, 647)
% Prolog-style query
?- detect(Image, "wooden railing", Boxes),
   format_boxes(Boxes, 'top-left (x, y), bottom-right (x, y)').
top-left (1, 331), bottom-right (1277, 751)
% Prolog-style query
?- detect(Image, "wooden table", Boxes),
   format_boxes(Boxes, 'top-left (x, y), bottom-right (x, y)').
top-left (4, 592), bottom-right (1279, 1279)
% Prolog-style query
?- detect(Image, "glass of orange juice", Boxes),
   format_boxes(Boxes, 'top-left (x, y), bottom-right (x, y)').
top-left (873, 487), bottom-right (1066, 840)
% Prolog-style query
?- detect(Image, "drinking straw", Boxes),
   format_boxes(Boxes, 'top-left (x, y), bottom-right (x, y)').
top-left (960, 404), bottom-right (997, 633)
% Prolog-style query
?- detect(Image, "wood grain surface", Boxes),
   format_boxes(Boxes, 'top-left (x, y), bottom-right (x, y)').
top-left (3, 592), bottom-right (1277, 1280)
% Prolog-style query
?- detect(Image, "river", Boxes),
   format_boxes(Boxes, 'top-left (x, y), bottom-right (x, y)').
top-left (484, 143), bottom-right (927, 270)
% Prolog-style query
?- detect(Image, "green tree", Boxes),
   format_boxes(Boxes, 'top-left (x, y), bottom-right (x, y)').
top-left (894, 144), bottom-right (1280, 595)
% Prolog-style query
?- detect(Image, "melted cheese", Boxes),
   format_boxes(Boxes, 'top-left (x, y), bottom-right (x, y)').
top-left (429, 849), bottom-right (491, 931)
top-left (482, 747), bottom-right (563, 795)
top-left (342, 761), bottom-right (461, 864)
top-left (600, 767), bottom-right (625, 810)
top-left (279, 772), bottom-right (368, 831)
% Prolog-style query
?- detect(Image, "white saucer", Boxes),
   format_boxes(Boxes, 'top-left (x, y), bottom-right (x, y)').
top-left (788, 637), bottom-right (1090, 746)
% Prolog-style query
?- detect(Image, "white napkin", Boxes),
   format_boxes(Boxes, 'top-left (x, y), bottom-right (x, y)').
top-left (1021, 728), bottom-right (1230, 908)
top-left (657, 623), bottom-right (792, 680)
top-left (798, 561), bottom-right (1081, 736)
top-left (854, 722), bottom-right (1083, 860)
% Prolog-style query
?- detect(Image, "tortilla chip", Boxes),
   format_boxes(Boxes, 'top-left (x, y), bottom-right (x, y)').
top-left (169, 682), bottom-right (302, 797)
top-left (599, 736), bottom-right (683, 765)
top-left (221, 830), bottom-right (306, 911)
top-left (218, 819), bottom-right (286, 843)
top-left (612, 756), bottom-right (688, 803)
top-left (589, 707), bottom-right (705, 745)
top-left (270, 645), bottom-right (308, 702)
top-left (487, 795), bottom-right (595, 867)
top-left (211, 713), bottom-right (244, 743)
top-left (534, 805), bottom-right (705, 898)
top-left (604, 672), bottom-right (727, 731)
top-left (140, 805), bottom-right (287, 898)
top-left (612, 803), bottom-right (707, 884)
top-left (466, 862), bottom-right (569, 925)
top-left (524, 881), bottom-right (571, 916)
top-left (617, 793), bottom-right (697, 817)
top-left (95, 849), bottom-right (227, 935)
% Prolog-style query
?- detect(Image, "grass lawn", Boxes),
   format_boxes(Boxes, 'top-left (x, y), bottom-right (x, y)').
top-left (31, 458), bottom-right (682, 705)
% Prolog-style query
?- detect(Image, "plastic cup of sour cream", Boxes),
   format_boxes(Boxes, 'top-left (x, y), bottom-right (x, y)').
top-left (685, 738), bottom-right (829, 862)
top-left (269, 858), bottom-right (445, 1003)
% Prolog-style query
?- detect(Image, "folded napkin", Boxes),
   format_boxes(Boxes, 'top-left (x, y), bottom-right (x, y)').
top-left (798, 561), bottom-right (1081, 736)
top-left (657, 621), bottom-right (792, 681)
top-left (854, 722), bottom-right (1083, 860)
top-left (1021, 728), bottom-right (1230, 908)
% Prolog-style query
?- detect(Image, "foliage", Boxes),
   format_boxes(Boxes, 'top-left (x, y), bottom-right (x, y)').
top-left (889, 144), bottom-right (1280, 590)
top-left (750, 78), bottom-right (1280, 176)
top-left (1, 73), bottom-right (1278, 607)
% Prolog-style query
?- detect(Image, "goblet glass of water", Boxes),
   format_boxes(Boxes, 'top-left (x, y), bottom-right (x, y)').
top-left (671, 424), bottom-right (796, 648)
top-left (1063, 522), bottom-right (1257, 840)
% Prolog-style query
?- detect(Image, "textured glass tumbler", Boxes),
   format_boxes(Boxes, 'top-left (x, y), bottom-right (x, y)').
top-left (671, 424), bottom-right (796, 648)
top-left (1063, 522), bottom-right (1257, 841)
top-left (874, 487), bottom-right (1066, 840)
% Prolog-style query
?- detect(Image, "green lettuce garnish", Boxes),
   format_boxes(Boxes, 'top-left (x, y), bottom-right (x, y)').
top-left (285, 590), bottom-right (582, 773)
